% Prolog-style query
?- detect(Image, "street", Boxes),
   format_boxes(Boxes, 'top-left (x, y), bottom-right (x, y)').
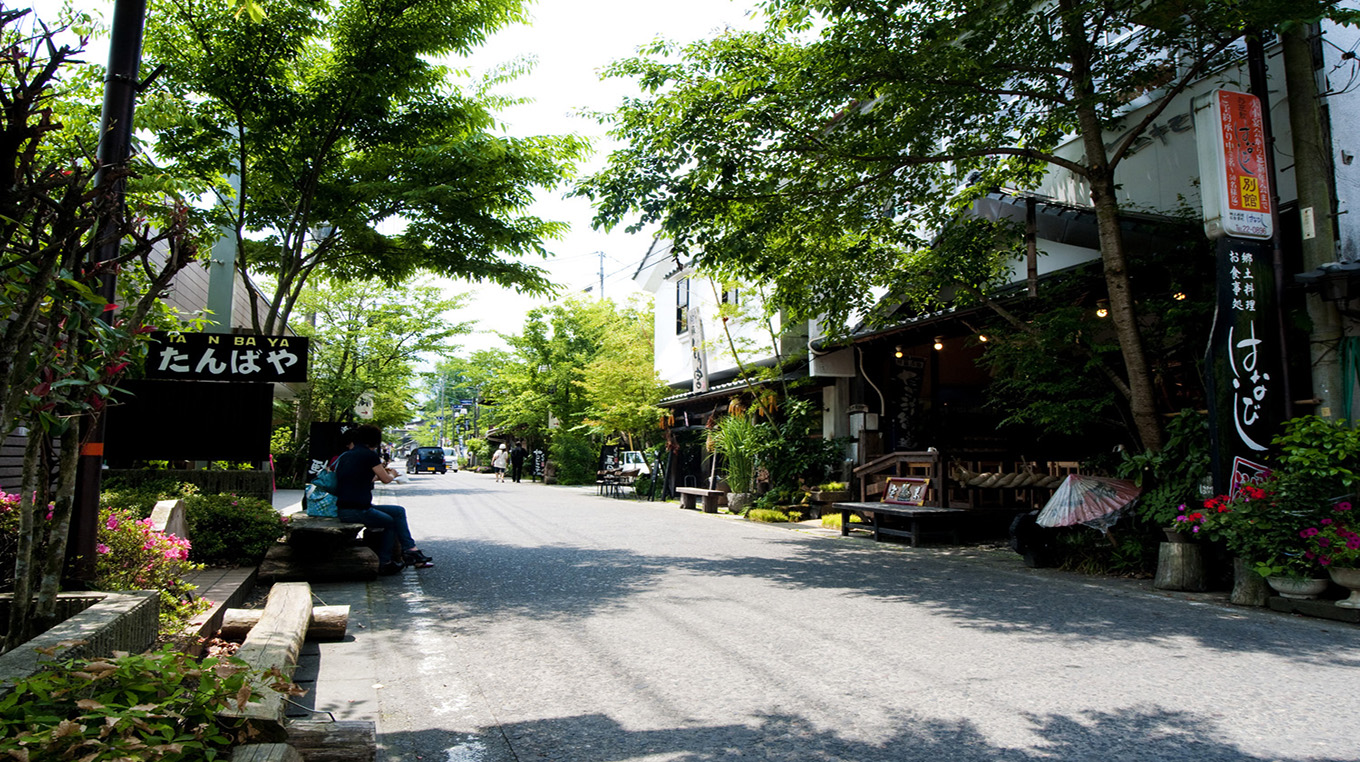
top-left (299, 473), bottom-right (1360, 762)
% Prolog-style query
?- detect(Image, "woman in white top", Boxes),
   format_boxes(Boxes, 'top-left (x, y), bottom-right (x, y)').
top-left (491, 443), bottom-right (509, 482)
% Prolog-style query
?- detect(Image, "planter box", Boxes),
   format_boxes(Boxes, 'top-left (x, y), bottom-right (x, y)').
top-left (0, 591), bottom-right (159, 696)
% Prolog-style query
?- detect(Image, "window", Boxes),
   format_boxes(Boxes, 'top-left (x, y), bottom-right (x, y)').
top-left (721, 286), bottom-right (739, 306)
top-left (675, 278), bottom-right (690, 334)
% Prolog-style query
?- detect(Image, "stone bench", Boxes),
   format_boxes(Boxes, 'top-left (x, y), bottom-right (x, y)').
top-left (257, 514), bottom-right (380, 583)
top-left (675, 487), bottom-right (725, 513)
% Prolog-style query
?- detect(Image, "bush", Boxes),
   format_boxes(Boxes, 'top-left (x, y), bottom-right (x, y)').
top-left (821, 513), bottom-right (864, 528)
top-left (95, 508), bottom-right (208, 634)
top-left (101, 481), bottom-right (199, 519)
top-left (0, 646), bottom-right (262, 761)
top-left (747, 508), bottom-right (794, 523)
top-left (548, 430), bottom-right (597, 485)
top-left (182, 494), bottom-right (285, 567)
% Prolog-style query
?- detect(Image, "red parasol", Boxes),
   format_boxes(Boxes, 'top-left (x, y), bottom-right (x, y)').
top-left (1035, 474), bottom-right (1142, 530)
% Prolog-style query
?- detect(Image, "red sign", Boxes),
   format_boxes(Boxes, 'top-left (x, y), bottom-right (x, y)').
top-left (1196, 89), bottom-right (1273, 240)
top-left (1218, 90), bottom-right (1271, 216)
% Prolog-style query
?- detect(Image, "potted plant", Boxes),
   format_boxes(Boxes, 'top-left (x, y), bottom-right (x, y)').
top-left (710, 412), bottom-right (761, 513)
top-left (810, 481), bottom-right (850, 504)
top-left (1299, 500), bottom-right (1360, 608)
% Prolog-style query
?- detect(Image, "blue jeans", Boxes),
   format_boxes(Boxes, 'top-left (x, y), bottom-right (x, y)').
top-left (337, 503), bottom-right (416, 564)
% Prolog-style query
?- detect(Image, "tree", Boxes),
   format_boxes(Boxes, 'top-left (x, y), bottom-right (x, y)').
top-left (1, 10), bottom-right (197, 651)
top-left (288, 277), bottom-right (470, 434)
top-left (470, 297), bottom-right (666, 467)
top-left (579, 0), bottom-right (1352, 451)
top-left (140, 0), bottom-right (589, 335)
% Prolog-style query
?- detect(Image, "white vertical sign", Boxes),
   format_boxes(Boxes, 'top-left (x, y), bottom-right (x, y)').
top-left (689, 307), bottom-right (708, 393)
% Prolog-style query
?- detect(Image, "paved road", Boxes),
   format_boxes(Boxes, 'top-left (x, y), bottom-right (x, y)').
top-left (299, 473), bottom-right (1360, 762)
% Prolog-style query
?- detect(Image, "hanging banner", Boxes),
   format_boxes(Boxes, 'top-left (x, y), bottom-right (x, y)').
top-left (1196, 89), bottom-right (1273, 241)
top-left (144, 332), bottom-right (308, 382)
top-left (1203, 237), bottom-right (1283, 492)
top-left (689, 307), bottom-right (709, 393)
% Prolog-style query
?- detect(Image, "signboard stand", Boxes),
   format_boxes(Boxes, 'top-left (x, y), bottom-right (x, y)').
top-left (1196, 89), bottom-right (1287, 493)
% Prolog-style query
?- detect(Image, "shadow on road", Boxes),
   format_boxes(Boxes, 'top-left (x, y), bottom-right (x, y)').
top-left (417, 533), bottom-right (1354, 665)
top-left (373, 704), bottom-right (1339, 762)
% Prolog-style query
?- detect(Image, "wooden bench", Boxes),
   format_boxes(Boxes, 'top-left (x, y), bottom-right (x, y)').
top-left (834, 502), bottom-right (966, 546)
top-left (675, 487), bottom-right (724, 513)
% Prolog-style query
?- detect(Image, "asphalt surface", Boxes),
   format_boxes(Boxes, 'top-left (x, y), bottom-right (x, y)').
top-left (284, 473), bottom-right (1360, 762)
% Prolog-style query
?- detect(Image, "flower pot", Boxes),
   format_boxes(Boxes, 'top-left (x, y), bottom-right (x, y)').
top-left (812, 490), bottom-right (851, 504)
top-left (1328, 567), bottom-right (1360, 609)
top-left (1162, 528), bottom-right (1194, 543)
top-left (1265, 576), bottom-right (1330, 600)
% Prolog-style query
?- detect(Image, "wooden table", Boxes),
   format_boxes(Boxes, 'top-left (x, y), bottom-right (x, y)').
top-left (834, 502), bottom-right (966, 546)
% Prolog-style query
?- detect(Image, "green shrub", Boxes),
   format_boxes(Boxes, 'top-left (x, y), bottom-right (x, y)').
top-left (747, 508), bottom-right (793, 523)
top-left (182, 494), bottom-right (285, 567)
top-left (821, 513), bottom-right (864, 528)
top-left (548, 430), bottom-right (597, 485)
top-left (101, 481), bottom-right (199, 519)
top-left (0, 646), bottom-right (261, 760)
top-left (95, 507), bottom-right (208, 634)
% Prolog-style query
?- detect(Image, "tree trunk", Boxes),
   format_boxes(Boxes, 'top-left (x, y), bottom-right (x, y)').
top-left (1063, 0), bottom-right (1162, 452)
top-left (34, 424), bottom-right (82, 627)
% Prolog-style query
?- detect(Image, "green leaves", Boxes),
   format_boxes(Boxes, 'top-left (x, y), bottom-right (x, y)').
top-left (142, 0), bottom-right (587, 333)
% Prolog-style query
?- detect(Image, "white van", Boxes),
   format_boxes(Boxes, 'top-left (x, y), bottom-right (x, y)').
top-left (441, 447), bottom-right (460, 472)
top-left (618, 451), bottom-right (650, 477)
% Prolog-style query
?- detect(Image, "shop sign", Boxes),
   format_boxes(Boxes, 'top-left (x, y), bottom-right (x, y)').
top-left (145, 332), bottom-right (308, 382)
top-left (1196, 89), bottom-right (1273, 240)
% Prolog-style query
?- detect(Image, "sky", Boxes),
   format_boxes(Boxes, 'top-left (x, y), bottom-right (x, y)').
top-left (30, 0), bottom-right (765, 354)
top-left (451, 0), bottom-right (763, 352)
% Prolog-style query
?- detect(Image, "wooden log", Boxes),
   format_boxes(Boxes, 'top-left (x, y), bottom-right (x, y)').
top-left (284, 720), bottom-right (377, 762)
top-left (220, 605), bottom-right (350, 642)
top-left (232, 744), bottom-right (303, 762)
top-left (258, 544), bottom-right (378, 583)
top-left (1153, 542), bottom-right (1208, 592)
top-left (218, 582), bottom-right (313, 742)
top-left (1230, 556), bottom-right (1269, 606)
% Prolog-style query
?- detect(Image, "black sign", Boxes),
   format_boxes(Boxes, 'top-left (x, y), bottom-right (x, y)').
top-left (145, 332), bottom-right (308, 382)
top-left (105, 380), bottom-right (273, 461)
top-left (532, 449), bottom-right (545, 477)
top-left (1204, 237), bottom-right (1284, 492)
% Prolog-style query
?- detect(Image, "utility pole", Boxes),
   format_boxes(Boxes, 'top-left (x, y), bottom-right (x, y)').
top-left (1283, 24), bottom-right (1344, 419)
top-left (598, 251), bottom-right (605, 297)
top-left (71, 0), bottom-right (148, 581)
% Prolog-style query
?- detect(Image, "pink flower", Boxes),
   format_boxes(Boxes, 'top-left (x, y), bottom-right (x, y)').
top-left (1336, 502), bottom-right (1353, 512)
top-left (106, 516), bottom-right (119, 530)
top-left (96, 543), bottom-right (110, 554)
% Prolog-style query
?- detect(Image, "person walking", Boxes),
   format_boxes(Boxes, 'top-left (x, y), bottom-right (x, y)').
top-left (510, 441), bottom-right (527, 483)
top-left (334, 424), bottom-right (434, 574)
top-left (491, 443), bottom-right (509, 483)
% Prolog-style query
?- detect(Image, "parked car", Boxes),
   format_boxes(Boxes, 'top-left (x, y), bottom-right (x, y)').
top-left (406, 446), bottom-right (447, 474)
top-left (618, 450), bottom-right (650, 478)
top-left (442, 447), bottom-right (460, 472)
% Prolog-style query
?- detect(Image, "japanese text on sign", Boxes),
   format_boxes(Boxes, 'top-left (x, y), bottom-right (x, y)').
top-left (145, 332), bottom-right (309, 383)
top-left (1226, 248), bottom-right (1271, 451)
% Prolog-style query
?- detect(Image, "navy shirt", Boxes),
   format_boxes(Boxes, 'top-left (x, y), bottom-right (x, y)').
top-left (334, 446), bottom-right (382, 508)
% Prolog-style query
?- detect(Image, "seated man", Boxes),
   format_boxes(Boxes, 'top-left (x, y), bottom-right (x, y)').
top-left (333, 424), bottom-right (434, 575)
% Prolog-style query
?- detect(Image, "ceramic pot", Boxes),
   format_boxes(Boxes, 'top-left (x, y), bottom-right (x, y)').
top-left (1265, 576), bottom-right (1330, 600)
top-left (1328, 567), bottom-right (1360, 609)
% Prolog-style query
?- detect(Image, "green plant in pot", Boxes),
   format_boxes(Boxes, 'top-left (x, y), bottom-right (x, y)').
top-left (710, 411), bottom-right (760, 512)
top-left (1191, 416), bottom-right (1359, 586)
